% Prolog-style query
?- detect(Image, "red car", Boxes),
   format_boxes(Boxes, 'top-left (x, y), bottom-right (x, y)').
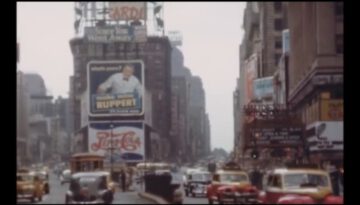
top-left (258, 167), bottom-right (343, 204)
top-left (207, 169), bottom-right (259, 204)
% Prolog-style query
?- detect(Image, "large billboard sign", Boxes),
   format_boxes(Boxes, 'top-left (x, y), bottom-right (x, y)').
top-left (88, 121), bottom-right (145, 163)
top-left (109, 2), bottom-right (146, 21)
top-left (245, 54), bottom-right (258, 104)
top-left (84, 25), bottom-right (147, 43)
top-left (253, 76), bottom-right (274, 100)
top-left (87, 60), bottom-right (145, 117)
top-left (306, 121), bottom-right (343, 152)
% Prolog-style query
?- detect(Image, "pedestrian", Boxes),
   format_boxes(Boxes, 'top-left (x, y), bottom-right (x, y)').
top-left (120, 169), bottom-right (126, 192)
top-left (329, 165), bottom-right (340, 196)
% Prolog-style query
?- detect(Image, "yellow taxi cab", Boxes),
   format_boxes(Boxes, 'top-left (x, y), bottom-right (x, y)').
top-left (17, 171), bottom-right (44, 203)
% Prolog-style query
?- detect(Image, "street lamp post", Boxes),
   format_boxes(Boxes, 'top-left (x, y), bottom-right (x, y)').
top-left (110, 124), bottom-right (114, 180)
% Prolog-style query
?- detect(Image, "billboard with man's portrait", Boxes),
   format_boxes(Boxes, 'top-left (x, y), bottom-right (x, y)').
top-left (87, 60), bottom-right (145, 117)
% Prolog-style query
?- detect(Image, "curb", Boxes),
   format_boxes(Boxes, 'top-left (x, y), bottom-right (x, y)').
top-left (138, 192), bottom-right (169, 204)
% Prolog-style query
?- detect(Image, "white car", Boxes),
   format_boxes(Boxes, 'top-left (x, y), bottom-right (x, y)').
top-left (60, 169), bottom-right (71, 185)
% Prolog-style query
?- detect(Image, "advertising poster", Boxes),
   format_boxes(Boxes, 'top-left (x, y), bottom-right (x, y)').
top-left (253, 76), bottom-right (274, 100)
top-left (87, 60), bottom-right (144, 117)
top-left (306, 121), bottom-right (343, 151)
top-left (88, 121), bottom-right (145, 163)
top-left (245, 54), bottom-right (257, 104)
top-left (321, 99), bottom-right (343, 121)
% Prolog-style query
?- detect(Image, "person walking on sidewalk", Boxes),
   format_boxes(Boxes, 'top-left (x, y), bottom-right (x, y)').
top-left (120, 169), bottom-right (126, 192)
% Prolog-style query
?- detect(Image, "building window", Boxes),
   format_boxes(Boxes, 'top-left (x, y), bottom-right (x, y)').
top-left (274, 2), bottom-right (282, 13)
top-left (335, 2), bottom-right (343, 16)
top-left (274, 19), bottom-right (283, 31)
top-left (336, 34), bottom-right (343, 54)
top-left (275, 38), bottom-right (282, 49)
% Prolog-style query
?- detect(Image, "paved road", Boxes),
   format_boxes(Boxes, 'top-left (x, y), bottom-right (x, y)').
top-left (18, 172), bottom-right (155, 204)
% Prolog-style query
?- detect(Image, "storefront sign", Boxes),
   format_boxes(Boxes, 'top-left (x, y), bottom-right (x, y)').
top-left (250, 127), bottom-right (303, 146)
top-left (306, 121), bottom-right (343, 151)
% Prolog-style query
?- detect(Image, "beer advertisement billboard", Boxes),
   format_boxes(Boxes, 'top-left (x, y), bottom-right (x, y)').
top-left (87, 60), bottom-right (144, 117)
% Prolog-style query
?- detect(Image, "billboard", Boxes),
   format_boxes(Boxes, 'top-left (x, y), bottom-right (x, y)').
top-left (88, 121), bottom-right (145, 163)
top-left (109, 2), bottom-right (146, 21)
top-left (87, 60), bottom-right (145, 117)
top-left (253, 76), bottom-right (274, 100)
top-left (84, 25), bottom-right (147, 43)
top-left (321, 99), bottom-right (343, 121)
top-left (244, 54), bottom-right (258, 104)
top-left (306, 121), bottom-right (343, 151)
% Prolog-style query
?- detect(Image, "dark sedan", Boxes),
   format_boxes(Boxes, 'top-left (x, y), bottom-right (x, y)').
top-left (184, 171), bottom-right (211, 197)
top-left (65, 172), bottom-right (114, 204)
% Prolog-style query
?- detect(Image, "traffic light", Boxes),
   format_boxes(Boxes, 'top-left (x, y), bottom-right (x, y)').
top-left (251, 150), bottom-right (259, 159)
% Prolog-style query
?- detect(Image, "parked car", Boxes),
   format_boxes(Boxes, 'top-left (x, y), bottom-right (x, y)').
top-left (258, 167), bottom-right (343, 204)
top-left (17, 171), bottom-right (44, 203)
top-left (65, 172), bottom-right (114, 204)
top-left (61, 169), bottom-right (72, 185)
top-left (184, 171), bottom-right (211, 197)
top-left (207, 168), bottom-right (259, 204)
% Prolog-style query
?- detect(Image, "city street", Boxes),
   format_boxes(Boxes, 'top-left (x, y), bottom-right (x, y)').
top-left (18, 172), bottom-right (155, 204)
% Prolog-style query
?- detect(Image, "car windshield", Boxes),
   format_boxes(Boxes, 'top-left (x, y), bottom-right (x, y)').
top-left (17, 175), bottom-right (33, 182)
top-left (191, 173), bottom-right (211, 181)
top-left (220, 173), bottom-right (248, 183)
top-left (284, 173), bottom-right (329, 188)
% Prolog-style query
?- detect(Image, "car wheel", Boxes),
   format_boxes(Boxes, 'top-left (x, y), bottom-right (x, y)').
top-left (218, 195), bottom-right (224, 204)
top-left (185, 190), bottom-right (188, 197)
top-left (191, 192), bottom-right (195, 197)
top-left (208, 198), bottom-right (213, 204)
top-left (30, 196), bottom-right (35, 203)
top-left (45, 185), bottom-right (50, 194)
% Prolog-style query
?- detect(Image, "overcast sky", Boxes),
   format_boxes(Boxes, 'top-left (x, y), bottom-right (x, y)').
top-left (17, 2), bottom-right (245, 152)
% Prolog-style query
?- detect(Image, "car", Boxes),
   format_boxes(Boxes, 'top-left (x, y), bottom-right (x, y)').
top-left (184, 171), bottom-right (211, 197)
top-left (61, 169), bottom-right (72, 185)
top-left (258, 167), bottom-right (344, 204)
top-left (17, 171), bottom-right (44, 203)
top-left (206, 168), bottom-right (259, 204)
top-left (31, 171), bottom-right (50, 194)
top-left (65, 171), bottom-right (114, 204)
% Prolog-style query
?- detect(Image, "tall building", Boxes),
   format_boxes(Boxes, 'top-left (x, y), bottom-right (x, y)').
top-left (286, 2), bottom-right (343, 166)
top-left (54, 96), bottom-right (73, 159)
top-left (235, 2), bottom-right (289, 162)
top-left (188, 76), bottom-right (209, 160)
top-left (258, 2), bottom-right (288, 77)
top-left (170, 76), bottom-right (189, 162)
top-left (17, 71), bottom-right (31, 167)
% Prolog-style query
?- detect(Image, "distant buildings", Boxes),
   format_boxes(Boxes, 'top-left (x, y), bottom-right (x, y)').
top-left (170, 46), bottom-right (211, 163)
